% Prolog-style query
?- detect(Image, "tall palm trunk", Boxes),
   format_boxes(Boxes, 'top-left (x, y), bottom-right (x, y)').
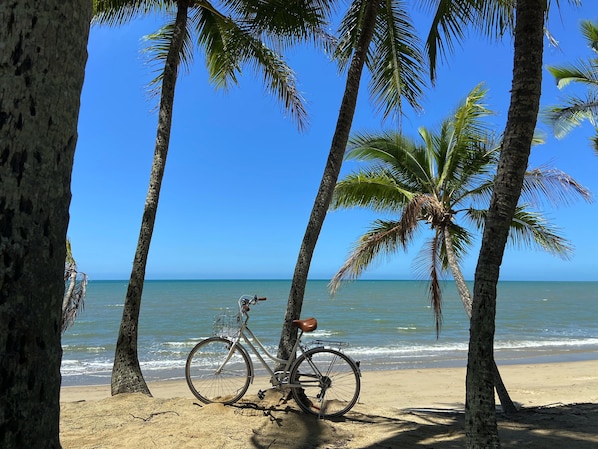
top-left (277, 0), bottom-right (379, 361)
top-left (442, 227), bottom-right (516, 414)
top-left (466, 1), bottom-right (545, 447)
top-left (0, 1), bottom-right (91, 446)
top-left (111, 0), bottom-right (188, 396)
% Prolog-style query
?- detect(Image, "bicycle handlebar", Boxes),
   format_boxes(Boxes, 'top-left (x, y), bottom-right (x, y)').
top-left (239, 294), bottom-right (267, 313)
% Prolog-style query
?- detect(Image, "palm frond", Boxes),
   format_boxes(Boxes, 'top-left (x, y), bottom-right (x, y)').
top-left (233, 31), bottom-right (309, 130)
top-left (399, 194), bottom-right (434, 242)
top-left (93, 0), bottom-right (173, 25)
top-left (414, 85), bottom-right (498, 210)
top-left (439, 222), bottom-right (473, 270)
top-left (420, 0), bottom-right (514, 82)
top-left (592, 134), bottom-right (598, 156)
top-left (508, 205), bottom-right (574, 259)
top-left (419, 0), bottom-right (475, 82)
top-left (580, 19), bottom-right (598, 54)
top-left (548, 61), bottom-right (598, 89)
top-left (346, 131), bottom-right (434, 191)
top-left (470, 0), bottom-right (514, 41)
top-left (462, 207), bottom-right (486, 232)
top-left (334, 0), bottom-right (368, 70)
top-left (544, 19), bottom-right (598, 142)
top-left (466, 205), bottom-right (575, 259)
top-left (521, 165), bottom-right (593, 208)
top-left (452, 174), bottom-right (494, 210)
top-left (230, 0), bottom-right (335, 49)
top-left (328, 219), bottom-right (408, 295)
top-left (450, 83), bottom-right (493, 143)
top-left (331, 170), bottom-right (414, 212)
top-left (436, 84), bottom-right (495, 193)
top-left (368, 0), bottom-right (427, 119)
top-left (193, 6), bottom-right (241, 88)
top-left (62, 239), bottom-right (88, 333)
top-left (194, 5), bottom-right (308, 130)
top-left (543, 92), bottom-right (598, 138)
top-left (143, 17), bottom-right (194, 98)
top-left (412, 234), bottom-right (443, 334)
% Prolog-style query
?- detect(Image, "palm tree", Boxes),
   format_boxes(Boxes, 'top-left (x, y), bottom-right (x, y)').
top-left (277, 0), bottom-right (516, 362)
top-left (327, 84), bottom-right (590, 412)
top-left (62, 239), bottom-right (88, 333)
top-left (93, 0), bottom-right (332, 395)
top-left (544, 19), bottom-right (598, 155)
top-left (329, 84), bottom-right (588, 307)
top-left (0, 1), bottom-right (91, 446)
top-left (467, 1), bottom-right (547, 446)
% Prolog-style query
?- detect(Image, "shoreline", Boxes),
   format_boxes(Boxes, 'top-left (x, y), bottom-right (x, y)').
top-left (60, 346), bottom-right (598, 388)
top-left (61, 359), bottom-right (598, 409)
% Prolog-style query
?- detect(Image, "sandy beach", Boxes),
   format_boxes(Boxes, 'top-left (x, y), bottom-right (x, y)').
top-left (60, 360), bottom-right (598, 448)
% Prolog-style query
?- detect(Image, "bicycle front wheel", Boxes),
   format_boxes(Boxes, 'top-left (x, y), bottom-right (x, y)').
top-left (185, 337), bottom-right (251, 404)
top-left (290, 347), bottom-right (360, 418)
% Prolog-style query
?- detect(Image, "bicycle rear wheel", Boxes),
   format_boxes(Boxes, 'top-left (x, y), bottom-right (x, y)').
top-left (185, 337), bottom-right (251, 404)
top-left (290, 347), bottom-right (360, 418)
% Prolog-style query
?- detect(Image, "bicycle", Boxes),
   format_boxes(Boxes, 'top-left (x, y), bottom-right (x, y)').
top-left (185, 295), bottom-right (361, 418)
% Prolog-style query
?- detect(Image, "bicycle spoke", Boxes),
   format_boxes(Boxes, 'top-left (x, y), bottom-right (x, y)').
top-left (185, 337), bottom-right (251, 404)
top-left (290, 347), bottom-right (360, 418)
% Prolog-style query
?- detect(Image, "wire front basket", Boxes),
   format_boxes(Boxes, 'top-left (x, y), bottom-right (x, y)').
top-left (212, 310), bottom-right (242, 339)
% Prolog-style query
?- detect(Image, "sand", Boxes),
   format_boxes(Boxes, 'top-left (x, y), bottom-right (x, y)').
top-left (60, 360), bottom-right (598, 448)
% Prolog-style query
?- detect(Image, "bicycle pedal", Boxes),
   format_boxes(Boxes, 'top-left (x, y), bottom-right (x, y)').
top-left (257, 390), bottom-right (265, 400)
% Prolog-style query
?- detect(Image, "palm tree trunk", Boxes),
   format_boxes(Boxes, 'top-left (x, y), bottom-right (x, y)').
top-left (442, 227), bottom-right (517, 414)
top-left (111, 0), bottom-right (188, 396)
top-left (0, 1), bottom-right (91, 446)
top-left (276, 0), bottom-right (380, 362)
top-left (466, 1), bottom-right (545, 447)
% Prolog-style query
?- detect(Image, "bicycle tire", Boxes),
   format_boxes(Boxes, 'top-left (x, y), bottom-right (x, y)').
top-left (185, 337), bottom-right (252, 405)
top-left (289, 347), bottom-right (360, 418)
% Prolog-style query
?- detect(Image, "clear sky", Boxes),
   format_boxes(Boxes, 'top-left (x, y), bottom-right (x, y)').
top-left (69, 3), bottom-right (598, 282)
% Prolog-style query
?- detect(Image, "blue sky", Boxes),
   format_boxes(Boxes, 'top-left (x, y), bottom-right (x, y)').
top-left (70, 3), bottom-right (598, 281)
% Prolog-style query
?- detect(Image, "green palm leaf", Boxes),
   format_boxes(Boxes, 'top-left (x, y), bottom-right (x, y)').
top-left (548, 61), bottom-right (598, 89)
top-left (328, 219), bottom-right (408, 295)
top-left (369, 0), bottom-right (427, 119)
top-left (333, 0), bottom-right (367, 69)
top-left (331, 170), bottom-right (414, 212)
top-left (228, 29), bottom-right (309, 130)
top-left (334, 0), bottom-right (427, 120)
top-left (544, 19), bottom-right (598, 148)
top-left (544, 93), bottom-right (598, 138)
top-left (143, 19), bottom-right (195, 96)
top-left (93, 0), bottom-right (173, 25)
top-left (421, 0), bottom-right (514, 82)
top-left (509, 205), bottom-right (573, 259)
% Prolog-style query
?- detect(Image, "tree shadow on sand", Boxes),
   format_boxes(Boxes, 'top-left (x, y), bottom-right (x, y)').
top-left (228, 392), bottom-right (597, 449)
top-left (348, 403), bottom-right (598, 449)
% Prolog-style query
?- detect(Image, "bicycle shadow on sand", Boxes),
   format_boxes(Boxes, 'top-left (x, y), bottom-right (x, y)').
top-left (230, 391), bottom-right (353, 449)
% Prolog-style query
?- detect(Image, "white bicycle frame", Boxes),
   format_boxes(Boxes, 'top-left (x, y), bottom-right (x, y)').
top-left (216, 295), bottom-right (314, 388)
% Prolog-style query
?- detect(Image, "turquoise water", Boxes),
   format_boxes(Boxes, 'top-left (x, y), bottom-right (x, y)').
top-left (61, 280), bottom-right (598, 386)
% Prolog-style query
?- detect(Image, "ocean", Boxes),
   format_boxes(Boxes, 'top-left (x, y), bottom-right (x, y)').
top-left (60, 280), bottom-right (598, 386)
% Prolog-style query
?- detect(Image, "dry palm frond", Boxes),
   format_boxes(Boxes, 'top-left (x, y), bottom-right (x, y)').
top-left (62, 240), bottom-right (88, 333)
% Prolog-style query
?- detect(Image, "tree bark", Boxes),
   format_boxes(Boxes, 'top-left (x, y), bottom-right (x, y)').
top-left (0, 1), bottom-right (91, 447)
top-left (465, 1), bottom-right (546, 447)
top-left (277, 0), bottom-right (379, 362)
top-left (111, 0), bottom-right (188, 396)
top-left (442, 227), bottom-right (517, 414)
